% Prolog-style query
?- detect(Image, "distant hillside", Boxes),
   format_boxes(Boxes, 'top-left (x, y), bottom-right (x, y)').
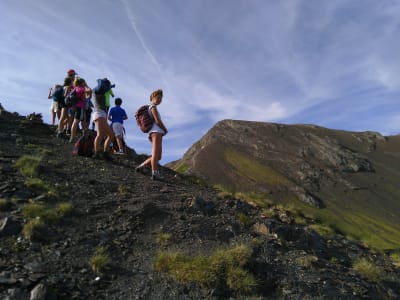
top-left (169, 119), bottom-right (400, 250)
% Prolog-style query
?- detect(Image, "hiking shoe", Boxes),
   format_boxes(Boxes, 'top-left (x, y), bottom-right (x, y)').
top-left (56, 130), bottom-right (64, 139)
top-left (151, 170), bottom-right (164, 181)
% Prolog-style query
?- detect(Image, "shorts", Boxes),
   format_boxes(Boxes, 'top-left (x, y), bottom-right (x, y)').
top-left (93, 109), bottom-right (107, 122)
top-left (148, 123), bottom-right (165, 141)
top-left (73, 107), bottom-right (84, 120)
top-left (112, 122), bottom-right (124, 137)
top-left (51, 101), bottom-right (61, 112)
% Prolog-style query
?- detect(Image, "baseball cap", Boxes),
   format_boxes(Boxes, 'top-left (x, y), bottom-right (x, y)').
top-left (67, 69), bottom-right (77, 75)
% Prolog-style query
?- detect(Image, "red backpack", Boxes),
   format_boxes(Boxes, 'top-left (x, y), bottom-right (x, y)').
top-left (72, 134), bottom-right (95, 157)
top-left (135, 105), bottom-right (154, 133)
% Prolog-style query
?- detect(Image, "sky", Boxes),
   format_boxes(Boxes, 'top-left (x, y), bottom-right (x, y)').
top-left (1, 0), bottom-right (400, 163)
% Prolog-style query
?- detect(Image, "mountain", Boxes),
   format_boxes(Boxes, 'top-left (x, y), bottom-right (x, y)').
top-left (169, 119), bottom-right (400, 251)
top-left (1, 106), bottom-right (399, 299)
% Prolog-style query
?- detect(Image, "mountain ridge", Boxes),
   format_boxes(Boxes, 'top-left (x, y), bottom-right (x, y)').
top-left (169, 119), bottom-right (400, 251)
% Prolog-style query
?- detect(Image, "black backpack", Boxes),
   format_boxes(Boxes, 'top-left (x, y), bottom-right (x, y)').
top-left (65, 89), bottom-right (79, 107)
top-left (52, 86), bottom-right (64, 102)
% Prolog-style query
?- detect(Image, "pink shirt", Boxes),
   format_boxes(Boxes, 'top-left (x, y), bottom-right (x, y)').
top-left (73, 86), bottom-right (86, 109)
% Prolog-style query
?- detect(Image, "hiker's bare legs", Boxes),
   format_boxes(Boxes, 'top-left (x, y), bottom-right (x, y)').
top-left (94, 117), bottom-right (114, 153)
top-left (140, 133), bottom-right (162, 171)
top-left (57, 108), bottom-right (68, 133)
top-left (116, 136), bottom-right (124, 152)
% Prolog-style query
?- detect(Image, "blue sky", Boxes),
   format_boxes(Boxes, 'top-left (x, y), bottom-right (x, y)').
top-left (1, 0), bottom-right (400, 163)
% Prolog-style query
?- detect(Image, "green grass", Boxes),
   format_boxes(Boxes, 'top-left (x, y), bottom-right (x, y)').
top-left (15, 155), bottom-right (41, 177)
top-left (283, 198), bottom-right (400, 251)
top-left (90, 247), bottom-right (110, 274)
top-left (155, 244), bottom-right (256, 294)
top-left (23, 218), bottom-right (45, 240)
top-left (15, 155), bottom-right (57, 195)
top-left (390, 251), bottom-right (400, 267)
top-left (224, 148), bottom-right (291, 187)
top-left (295, 254), bottom-right (318, 268)
top-left (21, 202), bottom-right (74, 241)
top-left (156, 233), bottom-right (172, 247)
top-left (353, 258), bottom-right (385, 282)
top-left (237, 213), bottom-right (254, 228)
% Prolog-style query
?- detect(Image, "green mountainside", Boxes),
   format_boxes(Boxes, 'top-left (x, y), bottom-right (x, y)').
top-left (170, 120), bottom-right (400, 251)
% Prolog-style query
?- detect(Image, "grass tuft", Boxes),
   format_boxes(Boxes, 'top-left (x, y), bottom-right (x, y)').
top-left (390, 251), bottom-right (400, 267)
top-left (15, 155), bottom-right (41, 177)
top-left (155, 244), bottom-right (255, 294)
top-left (295, 254), bottom-right (318, 268)
top-left (90, 247), bottom-right (110, 274)
top-left (56, 202), bottom-right (74, 216)
top-left (237, 213), bottom-right (254, 228)
top-left (23, 218), bottom-right (45, 240)
top-left (353, 257), bottom-right (385, 282)
top-left (156, 233), bottom-right (172, 247)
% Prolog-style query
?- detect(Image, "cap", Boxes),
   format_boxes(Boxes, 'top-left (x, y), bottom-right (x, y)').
top-left (67, 69), bottom-right (77, 75)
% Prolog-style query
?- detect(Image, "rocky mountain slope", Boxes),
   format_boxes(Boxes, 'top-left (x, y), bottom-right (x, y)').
top-left (169, 119), bottom-right (400, 251)
top-left (1, 108), bottom-right (400, 299)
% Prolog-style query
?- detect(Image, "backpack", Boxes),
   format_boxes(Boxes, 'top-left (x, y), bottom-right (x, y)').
top-left (94, 78), bottom-right (113, 95)
top-left (72, 134), bottom-right (95, 157)
top-left (52, 86), bottom-right (64, 102)
top-left (65, 89), bottom-right (79, 107)
top-left (135, 105), bottom-right (154, 133)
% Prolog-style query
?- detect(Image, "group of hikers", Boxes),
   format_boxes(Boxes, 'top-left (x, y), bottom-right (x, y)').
top-left (48, 69), bottom-right (168, 180)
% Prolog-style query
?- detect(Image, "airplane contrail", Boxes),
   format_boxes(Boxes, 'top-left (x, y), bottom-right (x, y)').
top-left (120, 0), bottom-right (168, 88)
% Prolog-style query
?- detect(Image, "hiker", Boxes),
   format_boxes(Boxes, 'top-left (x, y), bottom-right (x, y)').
top-left (69, 78), bottom-right (90, 143)
top-left (108, 97), bottom-right (128, 154)
top-left (83, 89), bottom-right (94, 134)
top-left (56, 77), bottom-right (73, 138)
top-left (92, 78), bottom-right (115, 160)
top-left (105, 87), bottom-right (114, 113)
top-left (47, 85), bottom-right (62, 126)
top-left (135, 89), bottom-right (168, 180)
top-left (67, 69), bottom-right (77, 82)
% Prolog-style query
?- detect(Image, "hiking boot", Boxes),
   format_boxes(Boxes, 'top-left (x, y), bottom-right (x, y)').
top-left (151, 170), bottom-right (164, 181)
top-left (56, 130), bottom-right (64, 139)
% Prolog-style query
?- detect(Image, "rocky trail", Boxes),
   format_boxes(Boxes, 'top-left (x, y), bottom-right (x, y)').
top-left (0, 110), bottom-right (399, 299)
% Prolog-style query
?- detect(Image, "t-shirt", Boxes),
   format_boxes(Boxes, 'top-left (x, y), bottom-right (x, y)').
top-left (73, 86), bottom-right (86, 109)
top-left (108, 106), bottom-right (127, 124)
top-left (105, 89), bottom-right (114, 107)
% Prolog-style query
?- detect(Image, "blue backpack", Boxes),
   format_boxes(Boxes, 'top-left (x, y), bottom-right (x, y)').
top-left (52, 86), bottom-right (64, 102)
top-left (94, 78), bottom-right (115, 95)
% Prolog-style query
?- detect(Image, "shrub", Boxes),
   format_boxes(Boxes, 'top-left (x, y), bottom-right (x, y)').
top-left (90, 247), bottom-right (110, 274)
top-left (155, 244), bottom-right (256, 295)
top-left (353, 258), bottom-right (385, 282)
